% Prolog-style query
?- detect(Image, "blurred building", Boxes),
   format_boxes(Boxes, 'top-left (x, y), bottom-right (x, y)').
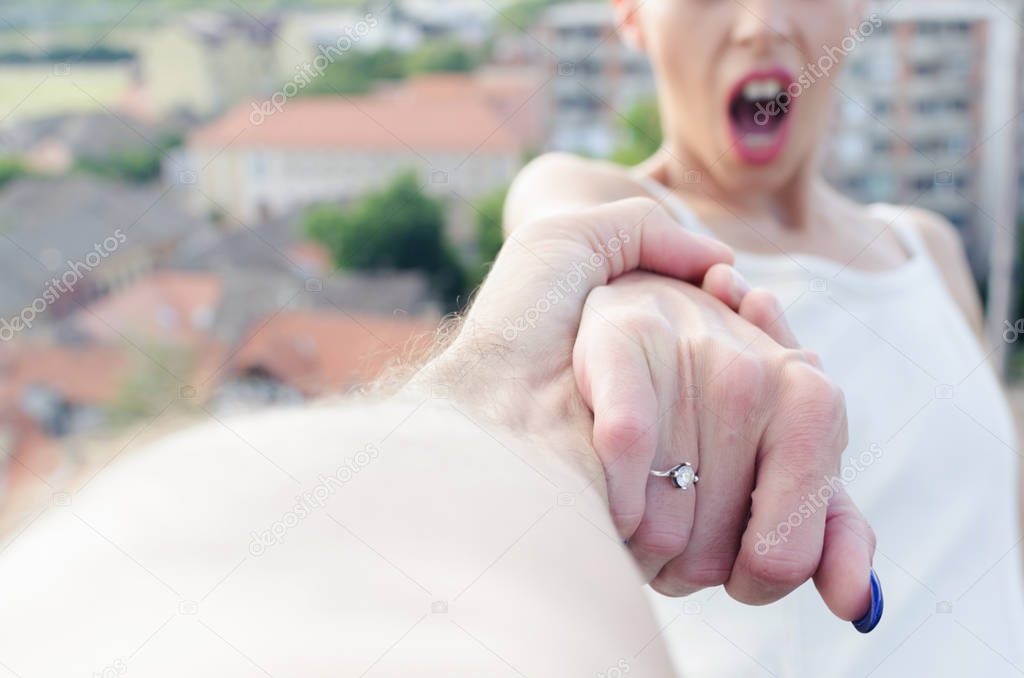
top-left (0, 176), bottom-right (213, 335)
top-left (533, 2), bottom-right (654, 156)
top-left (0, 59), bottom-right (136, 127)
top-left (0, 344), bottom-right (128, 441)
top-left (138, 11), bottom-right (311, 118)
top-left (294, 9), bottom-right (421, 54)
top-left (828, 0), bottom-right (1022, 283)
top-left (184, 72), bottom-right (539, 223)
top-left (396, 0), bottom-right (496, 46)
top-left (71, 270), bottom-right (223, 347)
top-left (214, 310), bottom-right (436, 411)
top-left (0, 111), bottom-right (184, 174)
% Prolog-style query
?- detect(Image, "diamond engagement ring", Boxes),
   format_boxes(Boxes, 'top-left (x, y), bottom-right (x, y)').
top-left (650, 463), bottom-right (699, 490)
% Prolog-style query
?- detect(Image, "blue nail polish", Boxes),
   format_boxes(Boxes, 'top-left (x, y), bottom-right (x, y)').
top-left (853, 569), bottom-right (884, 633)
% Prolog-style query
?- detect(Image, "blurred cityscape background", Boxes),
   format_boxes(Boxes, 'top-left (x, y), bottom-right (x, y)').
top-left (0, 0), bottom-right (1021, 516)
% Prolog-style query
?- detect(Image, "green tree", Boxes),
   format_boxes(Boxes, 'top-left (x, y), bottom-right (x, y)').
top-left (475, 188), bottom-right (506, 264)
top-left (406, 41), bottom-right (480, 74)
top-left (467, 186), bottom-right (508, 290)
top-left (75, 148), bottom-right (162, 183)
top-left (611, 98), bottom-right (662, 166)
top-left (0, 156), bottom-right (27, 189)
top-left (304, 171), bottom-right (468, 309)
top-left (301, 42), bottom-right (485, 97)
top-left (74, 132), bottom-right (183, 184)
top-left (302, 49), bottom-right (406, 95)
top-left (1008, 217), bottom-right (1024, 380)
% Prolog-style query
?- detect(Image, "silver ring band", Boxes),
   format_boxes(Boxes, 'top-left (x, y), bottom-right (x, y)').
top-left (651, 463), bottom-right (699, 490)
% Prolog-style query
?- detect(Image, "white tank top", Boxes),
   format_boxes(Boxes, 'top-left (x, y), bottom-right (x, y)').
top-left (638, 177), bottom-right (1024, 678)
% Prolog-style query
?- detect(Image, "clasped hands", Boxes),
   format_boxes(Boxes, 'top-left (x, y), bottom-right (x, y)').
top-left (417, 197), bottom-right (875, 623)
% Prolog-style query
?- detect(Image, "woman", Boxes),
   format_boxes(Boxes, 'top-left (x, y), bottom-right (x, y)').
top-left (504, 0), bottom-right (1024, 675)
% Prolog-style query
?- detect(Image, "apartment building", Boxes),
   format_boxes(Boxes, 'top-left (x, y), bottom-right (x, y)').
top-left (828, 0), bottom-right (1021, 280)
top-left (534, 2), bottom-right (655, 156)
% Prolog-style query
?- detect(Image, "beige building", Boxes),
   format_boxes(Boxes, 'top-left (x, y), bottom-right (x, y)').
top-left (138, 12), bottom-right (310, 118)
top-left (184, 73), bottom-right (537, 224)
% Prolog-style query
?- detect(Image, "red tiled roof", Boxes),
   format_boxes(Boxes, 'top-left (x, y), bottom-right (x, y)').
top-left (227, 310), bottom-right (437, 396)
top-left (77, 271), bottom-right (223, 345)
top-left (191, 74), bottom-right (528, 153)
top-left (286, 242), bottom-right (332, 276)
top-left (0, 344), bottom-right (129, 408)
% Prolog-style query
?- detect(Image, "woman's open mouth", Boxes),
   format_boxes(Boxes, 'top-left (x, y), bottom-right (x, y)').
top-left (726, 68), bottom-right (795, 165)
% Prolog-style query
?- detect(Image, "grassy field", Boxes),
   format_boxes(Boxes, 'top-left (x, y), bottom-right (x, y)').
top-left (0, 62), bottom-right (133, 124)
top-left (0, 0), bottom-right (366, 29)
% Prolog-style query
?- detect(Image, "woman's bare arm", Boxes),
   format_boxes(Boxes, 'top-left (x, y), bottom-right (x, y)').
top-left (503, 152), bottom-right (650, 236)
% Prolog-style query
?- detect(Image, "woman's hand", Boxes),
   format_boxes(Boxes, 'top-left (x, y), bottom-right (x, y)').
top-left (413, 197), bottom-right (733, 448)
top-left (414, 195), bottom-right (876, 626)
top-left (573, 270), bottom-right (876, 622)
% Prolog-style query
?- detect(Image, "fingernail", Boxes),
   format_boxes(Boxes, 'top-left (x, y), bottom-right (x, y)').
top-left (853, 569), bottom-right (884, 633)
top-left (731, 268), bottom-right (751, 302)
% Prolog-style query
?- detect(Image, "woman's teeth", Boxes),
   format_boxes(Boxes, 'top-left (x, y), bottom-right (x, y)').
top-left (745, 78), bottom-right (782, 102)
top-left (742, 78), bottom-right (784, 102)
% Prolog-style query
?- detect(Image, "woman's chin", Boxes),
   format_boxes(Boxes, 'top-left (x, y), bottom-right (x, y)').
top-left (715, 154), bottom-right (800, 194)
top-left (714, 130), bottom-right (808, 191)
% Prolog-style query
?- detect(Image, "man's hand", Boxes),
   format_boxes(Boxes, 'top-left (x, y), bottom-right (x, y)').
top-left (413, 197), bottom-right (732, 445)
top-left (573, 271), bottom-right (876, 622)
top-left (414, 195), bottom-right (875, 626)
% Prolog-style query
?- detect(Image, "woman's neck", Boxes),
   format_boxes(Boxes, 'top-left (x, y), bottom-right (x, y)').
top-left (651, 148), bottom-right (838, 233)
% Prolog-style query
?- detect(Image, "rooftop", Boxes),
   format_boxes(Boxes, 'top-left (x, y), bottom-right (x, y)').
top-left (0, 176), bottom-right (213, 317)
top-left (73, 270), bottom-right (224, 345)
top-left (0, 343), bottom-right (128, 409)
top-left (225, 309), bottom-right (437, 396)
top-left (190, 74), bottom-right (528, 153)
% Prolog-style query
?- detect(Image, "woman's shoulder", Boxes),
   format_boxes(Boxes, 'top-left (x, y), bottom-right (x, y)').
top-left (876, 203), bottom-right (984, 335)
top-left (515, 152), bottom-right (646, 196)
top-left (504, 152), bottom-right (652, 231)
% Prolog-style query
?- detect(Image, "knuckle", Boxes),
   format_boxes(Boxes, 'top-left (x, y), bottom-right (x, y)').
top-left (711, 350), bottom-right (768, 421)
top-left (744, 548), bottom-right (817, 591)
top-left (677, 559), bottom-right (734, 589)
top-left (729, 351), bottom-right (768, 394)
top-left (787, 362), bottom-right (844, 410)
top-left (649, 575), bottom-right (702, 598)
top-left (583, 285), bottom-right (628, 316)
top-left (610, 508), bottom-right (645, 537)
top-left (744, 287), bottom-right (782, 322)
top-left (620, 309), bottom-right (673, 338)
top-left (594, 411), bottom-right (654, 457)
top-left (779, 363), bottom-right (848, 438)
top-left (634, 529), bottom-right (688, 560)
top-left (865, 524), bottom-right (878, 553)
top-left (591, 196), bottom-right (665, 233)
top-left (619, 195), bottom-right (663, 217)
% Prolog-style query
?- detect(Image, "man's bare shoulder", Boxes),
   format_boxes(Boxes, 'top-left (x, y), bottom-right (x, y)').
top-left (504, 153), bottom-right (650, 232)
